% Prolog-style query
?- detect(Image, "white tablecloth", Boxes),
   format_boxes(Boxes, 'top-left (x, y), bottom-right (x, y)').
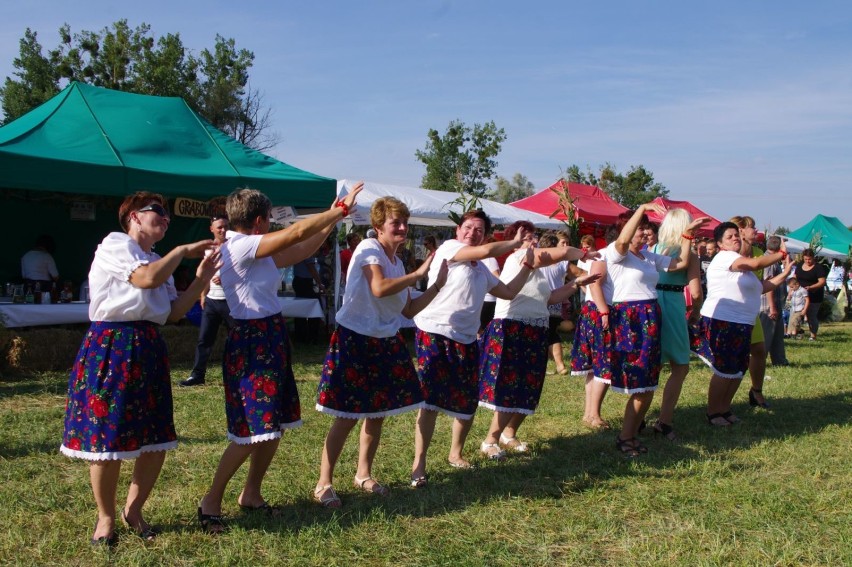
top-left (0, 298), bottom-right (324, 328)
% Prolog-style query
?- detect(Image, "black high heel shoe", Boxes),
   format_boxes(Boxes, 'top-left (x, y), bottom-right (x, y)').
top-left (749, 388), bottom-right (770, 409)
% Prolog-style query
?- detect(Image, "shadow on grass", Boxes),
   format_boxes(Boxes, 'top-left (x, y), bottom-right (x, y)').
top-left (168, 388), bottom-right (851, 537)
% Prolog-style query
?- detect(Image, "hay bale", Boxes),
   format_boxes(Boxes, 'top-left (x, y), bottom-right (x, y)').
top-left (0, 322), bottom-right (226, 374)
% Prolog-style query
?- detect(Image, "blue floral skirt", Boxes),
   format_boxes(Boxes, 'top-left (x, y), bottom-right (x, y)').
top-left (317, 325), bottom-right (424, 418)
top-left (478, 319), bottom-right (548, 414)
top-left (415, 329), bottom-right (480, 419)
top-left (223, 314), bottom-right (301, 444)
top-left (571, 302), bottom-right (611, 383)
top-left (61, 321), bottom-right (176, 460)
top-left (608, 300), bottom-right (662, 394)
top-left (690, 316), bottom-right (752, 379)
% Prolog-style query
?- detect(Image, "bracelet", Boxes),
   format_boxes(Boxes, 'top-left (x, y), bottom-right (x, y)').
top-left (335, 200), bottom-right (350, 217)
top-left (681, 233), bottom-right (694, 241)
top-left (580, 248), bottom-right (589, 260)
top-left (522, 261), bottom-right (534, 270)
top-left (779, 250), bottom-right (788, 260)
top-left (600, 311), bottom-right (609, 316)
top-left (433, 283), bottom-right (442, 292)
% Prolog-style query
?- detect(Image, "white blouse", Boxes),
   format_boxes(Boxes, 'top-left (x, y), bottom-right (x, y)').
top-left (87, 232), bottom-right (177, 325)
top-left (220, 231), bottom-right (282, 320)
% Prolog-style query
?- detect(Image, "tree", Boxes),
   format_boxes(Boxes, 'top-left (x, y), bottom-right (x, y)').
top-left (415, 120), bottom-right (506, 198)
top-left (0, 21), bottom-right (276, 151)
top-left (491, 173), bottom-right (535, 204)
top-left (562, 162), bottom-right (669, 209)
top-left (775, 226), bottom-right (790, 236)
top-left (0, 29), bottom-right (59, 121)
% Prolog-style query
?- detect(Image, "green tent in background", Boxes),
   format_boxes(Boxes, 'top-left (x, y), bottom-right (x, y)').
top-left (0, 82), bottom-right (336, 286)
top-left (787, 214), bottom-right (852, 256)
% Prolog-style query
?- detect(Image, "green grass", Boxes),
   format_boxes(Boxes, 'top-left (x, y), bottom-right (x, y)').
top-left (1, 323), bottom-right (850, 566)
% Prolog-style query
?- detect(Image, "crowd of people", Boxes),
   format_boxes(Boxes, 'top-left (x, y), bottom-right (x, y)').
top-left (59, 189), bottom-right (841, 545)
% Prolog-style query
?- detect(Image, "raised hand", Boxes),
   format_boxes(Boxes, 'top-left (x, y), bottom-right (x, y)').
top-left (575, 272), bottom-right (602, 287)
top-left (337, 181), bottom-right (364, 211)
top-left (414, 253), bottom-right (435, 279)
top-left (184, 239), bottom-right (216, 259)
top-left (686, 216), bottom-right (711, 233)
top-left (197, 248), bottom-right (223, 281)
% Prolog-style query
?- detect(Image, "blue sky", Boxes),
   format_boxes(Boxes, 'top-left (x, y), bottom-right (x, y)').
top-left (3, 1), bottom-right (851, 230)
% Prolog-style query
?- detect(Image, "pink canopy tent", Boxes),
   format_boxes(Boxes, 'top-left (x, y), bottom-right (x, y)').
top-left (646, 197), bottom-right (720, 238)
top-left (510, 180), bottom-right (629, 226)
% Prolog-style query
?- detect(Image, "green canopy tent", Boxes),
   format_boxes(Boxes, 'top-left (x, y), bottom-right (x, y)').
top-left (0, 82), bottom-right (335, 285)
top-left (787, 214), bottom-right (852, 257)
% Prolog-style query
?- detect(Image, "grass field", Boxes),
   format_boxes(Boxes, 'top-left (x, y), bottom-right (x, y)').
top-left (0, 322), bottom-right (850, 566)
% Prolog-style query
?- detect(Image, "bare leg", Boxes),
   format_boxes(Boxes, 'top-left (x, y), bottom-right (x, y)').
top-left (584, 375), bottom-right (610, 427)
top-left (550, 342), bottom-right (566, 373)
top-left (90, 461), bottom-right (121, 540)
top-left (356, 417), bottom-right (385, 480)
top-left (620, 391), bottom-right (654, 442)
top-left (723, 379), bottom-right (743, 420)
top-left (318, 417), bottom-right (358, 488)
top-left (483, 411), bottom-right (514, 445)
top-left (707, 375), bottom-right (735, 425)
top-left (123, 450), bottom-right (166, 533)
top-left (238, 438), bottom-right (281, 508)
top-left (200, 441), bottom-right (258, 517)
top-left (412, 409), bottom-right (438, 478)
top-left (448, 416), bottom-right (474, 466)
top-left (501, 413), bottom-right (528, 441)
top-left (656, 363), bottom-right (689, 426)
top-left (748, 341), bottom-right (768, 405)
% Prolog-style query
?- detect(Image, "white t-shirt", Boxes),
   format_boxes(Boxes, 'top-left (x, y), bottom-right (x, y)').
top-left (604, 242), bottom-right (670, 303)
top-left (413, 239), bottom-right (500, 344)
top-left (481, 256), bottom-right (499, 303)
top-left (87, 232), bottom-right (177, 325)
top-left (220, 231), bottom-right (282, 320)
top-left (701, 250), bottom-right (762, 324)
top-left (495, 249), bottom-right (547, 321)
top-left (21, 250), bottom-right (58, 281)
top-left (336, 238), bottom-right (408, 338)
top-left (540, 260), bottom-right (569, 315)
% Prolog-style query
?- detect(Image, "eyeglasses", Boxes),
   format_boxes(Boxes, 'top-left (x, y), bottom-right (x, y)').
top-left (137, 203), bottom-right (170, 218)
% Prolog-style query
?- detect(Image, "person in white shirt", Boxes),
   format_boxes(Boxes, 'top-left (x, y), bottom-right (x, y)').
top-left (570, 233), bottom-right (613, 429)
top-left (478, 221), bottom-right (599, 459)
top-left (410, 210), bottom-right (534, 478)
top-left (538, 230), bottom-right (573, 375)
top-left (21, 234), bottom-right (59, 289)
top-left (181, 214), bottom-right (233, 387)
top-left (602, 204), bottom-right (705, 457)
top-left (60, 192), bottom-right (220, 546)
top-left (692, 222), bottom-right (792, 427)
top-left (197, 183), bottom-right (362, 533)
top-left (313, 197), bottom-right (447, 506)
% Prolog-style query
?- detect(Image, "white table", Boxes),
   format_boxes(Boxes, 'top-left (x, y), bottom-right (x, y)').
top-left (0, 298), bottom-right (324, 328)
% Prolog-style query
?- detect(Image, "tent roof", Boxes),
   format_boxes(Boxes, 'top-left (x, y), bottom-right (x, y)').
top-left (509, 180), bottom-right (629, 226)
top-left (787, 214), bottom-right (852, 255)
top-left (0, 82), bottom-right (334, 206)
top-left (777, 234), bottom-right (848, 261)
top-left (336, 180), bottom-right (564, 228)
top-left (647, 197), bottom-right (720, 238)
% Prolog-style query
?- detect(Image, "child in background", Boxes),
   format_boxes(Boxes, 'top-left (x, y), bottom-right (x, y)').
top-left (786, 277), bottom-right (808, 339)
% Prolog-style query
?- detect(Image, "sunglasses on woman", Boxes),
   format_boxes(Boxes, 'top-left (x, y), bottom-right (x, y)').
top-left (137, 203), bottom-right (170, 218)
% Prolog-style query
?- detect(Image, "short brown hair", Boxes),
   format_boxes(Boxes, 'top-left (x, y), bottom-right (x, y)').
top-left (226, 188), bottom-right (271, 231)
top-left (371, 197), bottom-right (411, 229)
top-left (729, 215), bottom-right (755, 229)
top-left (119, 191), bottom-right (167, 232)
top-left (504, 220), bottom-right (536, 240)
top-left (458, 209), bottom-right (492, 234)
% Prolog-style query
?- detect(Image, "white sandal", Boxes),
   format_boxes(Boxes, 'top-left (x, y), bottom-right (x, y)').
top-left (480, 442), bottom-right (506, 460)
top-left (353, 475), bottom-right (390, 497)
top-left (313, 484), bottom-right (341, 508)
top-left (499, 433), bottom-right (529, 453)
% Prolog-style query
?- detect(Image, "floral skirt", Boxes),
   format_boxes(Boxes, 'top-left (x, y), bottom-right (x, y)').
top-left (571, 302), bottom-right (611, 383)
top-left (608, 300), bottom-right (662, 394)
top-left (690, 316), bottom-right (752, 379)
top-left (223, 314), bottom-right (301, 444)
top-left (415, 329), bottom-right (480, 419)
top-left (61, 321), bottom-right (176, 460)
top-left (478, 319), bottom-right (548, 414)
top-left (317, 325), bottom-right (424, 418)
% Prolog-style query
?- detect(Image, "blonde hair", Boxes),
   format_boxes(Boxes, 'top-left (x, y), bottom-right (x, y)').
top-left (657, 208), bottom-right (693, 255)
top-left (729, 215), bottom-right (755, 229)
